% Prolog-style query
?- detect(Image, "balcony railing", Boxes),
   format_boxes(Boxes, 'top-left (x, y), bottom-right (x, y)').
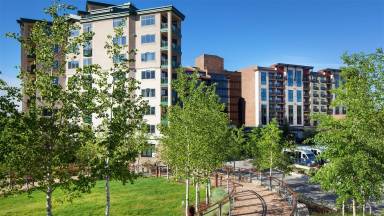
top-left (161, 78), bottom-right (168, 85)
top-left (161, 96), bottom-right (168, 105)
top-left (161, 23), bottom-right (168, 32)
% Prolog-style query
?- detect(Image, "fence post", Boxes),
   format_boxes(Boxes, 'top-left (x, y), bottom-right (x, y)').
top-left (218, 203), bottom-right (222, 216)
top-left (229, 196), bottom-right (232, 216)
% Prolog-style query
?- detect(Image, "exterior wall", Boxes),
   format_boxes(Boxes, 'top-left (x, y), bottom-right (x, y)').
top-left (227, 72), bottom-right (243, 126)
top-left (239, 67), bottom-right (256, 126)
top-left (195, 54), bottom-right (224, 74)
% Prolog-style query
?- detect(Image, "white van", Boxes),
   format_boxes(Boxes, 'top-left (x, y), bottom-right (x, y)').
top-left (284, 148), bottom-right (317, 167)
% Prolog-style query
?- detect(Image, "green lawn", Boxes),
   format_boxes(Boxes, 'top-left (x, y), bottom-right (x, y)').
top-left (0, 177), bottom-right (206, 216)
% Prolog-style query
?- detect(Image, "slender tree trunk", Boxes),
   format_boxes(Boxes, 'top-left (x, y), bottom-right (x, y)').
top-left (208, 179), bottom-right (211, 199)
top-left (185, 178), bottom-right (190, 216)
top-left (205, 182), bottom-right (209, 205)
top-left (362, 202), bottom-right (365, 216)
top-left (259, 171), bottom-right (262, 186)
top-left (195, 181), bottom-right (199, 212)
top-left (352, 199), bottom-right (356, 216)
top-left (166, 165), bottom-right (169, 180)
top-left (105, 157), bottom-right (111, 216)
top-left (342, 201), bottom-right (345, 216)
top-left (46, 185), bottom-right (53, 216)
top-left (233, 161), bottom-right (236, 171)
top-left (269, 151), bottom-right (273, 190)
top-left (226, 170), bottom-right (229, 193)
top-left (369, 202), bottom-right (372, 215)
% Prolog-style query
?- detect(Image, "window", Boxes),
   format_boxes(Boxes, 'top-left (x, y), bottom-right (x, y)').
top-left (287, 70), bottom-right (294, 86)
top-left (261, 72), bottom-right (267, 85)
top-left (113, 18), bottom-right (125, 28)
top-left (83, 115), bottom-right (92, 124)
top-left (70, 29), bottom-right (79, 37)
top-left (52, 77), bottom-right (59, 85)
top-left (141, 88), bottom-right (155, 97)
top-left (145, 107), bottom-right (156, 115)
top-left (68, 61), bottom-right (79, 69)
top-left (141, 144), bottom-right (155, 157)
top-left (296, 70), bottom-right (302, 87)
top-left (297, 90), bottom-right (302, 102)
top-left (83, 23), bottom-right (92, 33)
top-left (141, 52), bottom-right (155, 62)
top-left (141, 15), bottom-right (155, 26)
top-left (52, 60), bottom-right (59, 69)
top-left (148, 125), bottom-right (156, 134)
top-left (261, 88), bottom-right (267, 101)
top-left (141, 70), bottom-right (155, 79)
top-left (297, 106), bottom-right (302, 125)
top-left (113, 36), bottom-right (127, 45)
top-left (83, 41), bottom-right (92, 57)
top-left (335, 107), bottom-right (340, 115)
top-left (288, 90), bottom-right (293, 102)
top-left (83, 58), bottom-right (92, 66)
top-left (141, 34), bottom-right (155, 44)
top-left (113, 54), bottom-right (126, 64)
top-left (261, 104), bottom-right (267, 125)
top-left (53, 44), bottom-right (59, 53)
top-left (288, 105), bottom-right (294, 125)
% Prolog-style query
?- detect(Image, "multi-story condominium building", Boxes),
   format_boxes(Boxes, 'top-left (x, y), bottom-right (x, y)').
top-left (240, 63), bottom-right (313, 127)
top-left (187, 54), bottom-right (244, 126)
top-left (18, 1), bottom-right (185, 161)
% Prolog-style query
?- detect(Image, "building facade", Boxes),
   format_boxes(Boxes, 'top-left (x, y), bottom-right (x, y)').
top-left (18, 1), bottom-right (185, 162)
top-left (240, 64), bottom-right (344, 128)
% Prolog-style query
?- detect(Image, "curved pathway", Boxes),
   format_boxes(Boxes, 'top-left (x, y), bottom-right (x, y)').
top-left (230, 181), bottom-right (292, 216)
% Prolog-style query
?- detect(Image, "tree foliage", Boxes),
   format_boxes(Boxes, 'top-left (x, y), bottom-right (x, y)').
top-left (312, 49), bottom-right (384, 207)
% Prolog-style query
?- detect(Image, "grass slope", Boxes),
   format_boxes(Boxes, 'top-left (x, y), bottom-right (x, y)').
top-left (0, 177), bottom-right (204, 216)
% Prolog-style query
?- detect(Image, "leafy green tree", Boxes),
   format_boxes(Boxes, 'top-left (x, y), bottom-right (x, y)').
top-left (160, 69), bottom-right (229, 215)
top-left (2, 3), bottom-right (95, 216)
top-left (250, 119), bottom-right (292, 187)
top-left (225, 126), bottom-right (246, 170)
top-left (312, 49), bottom-right (384, 215)
top-left (69, 20), bottom-right (148, 216)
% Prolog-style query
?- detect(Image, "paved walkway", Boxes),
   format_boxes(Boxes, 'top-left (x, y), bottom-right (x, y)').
top-left (231, 181), bottom-right (292, 216)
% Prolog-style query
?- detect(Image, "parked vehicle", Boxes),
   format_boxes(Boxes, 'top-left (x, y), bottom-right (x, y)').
top-left (284, 148), bottom-right (317, 167)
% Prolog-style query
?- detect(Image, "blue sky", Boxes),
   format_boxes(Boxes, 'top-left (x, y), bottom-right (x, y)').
top-left (1, 0), bottom-right (383, 87)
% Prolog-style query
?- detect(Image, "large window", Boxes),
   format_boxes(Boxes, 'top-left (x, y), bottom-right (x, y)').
top-left (141, 144), bottom-right (155, 157)
top-left (141, 34), bottom-right (155, 44)
top-left (296, 70), bottom-right (302, 87)
top-left (70, 29), bottom-right (79, 37)
top-left (297, 90), bottom-right (302, 102)
top-left (141, 88), bottom-right (155, 97)
top-left (52, 77), bottom-right (59, 85)
top-left (261, 104), bottom-right (267, 125)
top-left (68, 60), bottom-right (79, 69)
top-left (113, 36), bottom-right (127, 45)
top-left (113, 18), bottom-right (125, 28)
top-left (113, 54), bottom-right (126, 64)
top-left (261, 72), bottom-right (267, 85)
top-left (141, 15), bottom-right (155, 26)
top-left (83, 41), bottom-right (92, 57)
top-left (145, 107), bottom-right (156, 115)
top-left (287, 70), bottom-right (294, 86)
top-left (148, 125), bottom-right (156, 134)
top-left (261, 88), bottom-right (267, 101)
top-left (141, 70), bottom-right (155, 79)
top-left (83, 23), bottom-right (92, 33)
top-left (297, 105), bottom-right (302, 125)
top-left (141, 52), bottom-right (155, 62)
top-left (288, 90), bottom-right (294, 102)
top-left (83, 58), bottom-right (92, 66)
top-left (288, 105), bottom-right (294, 125)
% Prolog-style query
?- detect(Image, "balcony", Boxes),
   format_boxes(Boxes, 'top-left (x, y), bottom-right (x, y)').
top-left (161, 23), bottom-right (168, 32)
top-left (171, 24), bottom-right (181, 36)
top-left (321, 93), bottom-right (327, 98)
top-left (161, 77), bottom-right (168, 86)
top-left (321, 107), bottom-right (327, 112)
top-left (161, 96), bottom-right (168, 106)
top-left (313, 100), bottom-right (319, 105)
top-left (321, 100), bottom-right (328, 105)
top-left (83, 49), bottom-right (92, 57)
top-left (161, 60), bottom-right (168, 69)
top-left (161, 41), bottom-right (168, 51)
top-left (313, 93), bottom-right (319, 97)
top-left (313, 107), bottom-right (319, 112)
top-left (320, 86), bottom-right (327, 91)
top-left (172, 43), bottom-right (181, 53)
top-left (304, 93), bottom-right (310, 98)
